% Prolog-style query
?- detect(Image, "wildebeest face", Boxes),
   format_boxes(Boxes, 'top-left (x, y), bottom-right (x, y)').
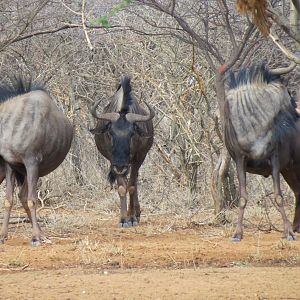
top-left (103, 115), bottom-right (142, 176)
top-left (90, 93), bottom-right (154, 178)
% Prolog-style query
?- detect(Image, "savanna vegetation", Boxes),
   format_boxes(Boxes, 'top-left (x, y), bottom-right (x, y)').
top-left (0, 0), bottom-right (299, 249)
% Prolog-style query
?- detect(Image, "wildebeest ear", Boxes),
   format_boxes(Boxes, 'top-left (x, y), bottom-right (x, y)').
top-left (89, 123), bottom-right (111, 135)
top-left (134, 124), bottom-right (151, 138)
top-left (89, 128), bottom-right (97, 134)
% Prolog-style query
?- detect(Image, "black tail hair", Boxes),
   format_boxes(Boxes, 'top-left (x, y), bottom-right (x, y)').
top-left (15, 172), bottom-right (25, 186)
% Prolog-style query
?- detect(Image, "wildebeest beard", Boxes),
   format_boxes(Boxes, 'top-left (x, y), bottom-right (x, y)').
top-left (108, 165), bottom-right (130, 187)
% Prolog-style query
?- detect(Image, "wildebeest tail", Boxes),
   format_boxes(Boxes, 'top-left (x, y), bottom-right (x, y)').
top-left (15, 172), bottom-right (25, 186)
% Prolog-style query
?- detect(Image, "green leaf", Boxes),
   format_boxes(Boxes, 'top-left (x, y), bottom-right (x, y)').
top-left (94, 16), bottom-right (111, 28)
top-left (94, 0), bottom-right (132, 28)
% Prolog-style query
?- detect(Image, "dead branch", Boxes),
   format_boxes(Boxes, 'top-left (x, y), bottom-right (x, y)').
top-left (269, 28), bottom-right (300, 64)
top-left (268, 6), bottom-right (300, 44)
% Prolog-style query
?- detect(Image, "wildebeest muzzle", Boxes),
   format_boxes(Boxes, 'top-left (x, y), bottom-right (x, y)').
top-left (112, 164), bottom-right (130, 176)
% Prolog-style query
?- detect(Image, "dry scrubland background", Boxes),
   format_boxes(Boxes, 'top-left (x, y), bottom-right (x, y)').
top-left (0, 0), bottom-right (299, 230)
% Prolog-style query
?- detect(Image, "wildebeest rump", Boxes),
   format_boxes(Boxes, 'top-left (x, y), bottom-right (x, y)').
top-left (224, 64), bottom-right (300, 241)
top-left (0, 77), bottom-right (73, 246)
top-left (90, 77), bottom-right (154, 227)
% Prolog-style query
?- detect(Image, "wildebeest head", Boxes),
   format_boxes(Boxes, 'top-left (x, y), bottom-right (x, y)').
top-left (90, 77), bottom-right (154, 179)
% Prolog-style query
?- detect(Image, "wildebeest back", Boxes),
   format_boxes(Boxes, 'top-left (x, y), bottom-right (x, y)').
top-left (225, 65), bottom-right (298, 159)
top-left (0, 89), bottom-right (73, 177)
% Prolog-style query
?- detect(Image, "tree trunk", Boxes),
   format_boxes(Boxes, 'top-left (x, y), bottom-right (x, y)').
top-left (291, 0), bottom-right (300, 51)
top-left (69, 77), bottom-right (85, 186)
top-left (210, 72), bottom-right (235, 223)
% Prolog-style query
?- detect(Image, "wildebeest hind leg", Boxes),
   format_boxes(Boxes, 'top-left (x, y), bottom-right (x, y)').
top-left (281, 170), bottom-right (300, 233)
top-left (25, 163), bottom-right (43, 246)
top-left (18, 181), bottom-right (33, 224)
top-left (271, 153), bottom-right (295, 240)
top-left (232, 156), bottom-right (248, 242)
top-left (0, 165), bottom-right (14, 243)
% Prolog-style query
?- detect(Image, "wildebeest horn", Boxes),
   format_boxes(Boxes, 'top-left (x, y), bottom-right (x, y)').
top-left (126, 102), bottom-right (155, 123)
top-left (89, 99), bottom-right (120, 121)
top-left (269, 62), bottom-right (296, 76)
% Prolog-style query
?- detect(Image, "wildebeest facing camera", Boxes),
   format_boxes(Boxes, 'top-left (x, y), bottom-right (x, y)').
top-left (90, 76), bottom-right (155, 228)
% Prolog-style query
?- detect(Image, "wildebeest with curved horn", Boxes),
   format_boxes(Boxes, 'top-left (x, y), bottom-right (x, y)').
top-left (90, 77), bottom-right (154, 227)
top-left (0, 77), bottom-right (73, 246)
top-left (224, 63), bottom-right (300, 241)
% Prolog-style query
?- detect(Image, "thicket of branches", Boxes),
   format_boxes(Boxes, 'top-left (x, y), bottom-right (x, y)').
top-left (0, 0), bottom-right (299, 219)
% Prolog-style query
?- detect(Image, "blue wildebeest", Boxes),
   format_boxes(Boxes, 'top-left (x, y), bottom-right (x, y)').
top-left (90, 77), bottom-right (154, 227)
top-left (0, 77), bottom-right (73, 246)
top-left (224, 63), bottom-right (300, 241)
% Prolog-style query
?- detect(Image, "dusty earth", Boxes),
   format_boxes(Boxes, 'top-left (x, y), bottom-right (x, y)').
top-left (0, 211), bottom-right (300, 299)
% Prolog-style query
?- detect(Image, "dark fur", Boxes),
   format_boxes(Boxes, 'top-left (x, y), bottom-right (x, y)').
top-left (92, 76), bottom-right (154, 226)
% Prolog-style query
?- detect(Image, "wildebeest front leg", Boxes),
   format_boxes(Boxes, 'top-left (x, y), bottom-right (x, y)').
top-left (271, 154), bottom-right (295, 240)
top-left (232, 156), bottom-right (248, 242)
top-left (293, 195), bottom-right (300, 233)
top-left (127, 166), bottom-right (140, 226)
top-left (0, 165), bottom-right (14, 243)
top-left (117, 176), bottom-right (128, 227)
top-left (26, 163), bottom-right (43, 246)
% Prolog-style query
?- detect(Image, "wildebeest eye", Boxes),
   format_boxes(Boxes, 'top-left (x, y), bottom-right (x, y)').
top-left (134, 124), bottom-right (149, 137)
top-left (100, 123), bottom-right (111, 134)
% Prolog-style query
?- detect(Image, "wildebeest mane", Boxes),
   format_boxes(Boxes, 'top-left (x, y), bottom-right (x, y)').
top-left (105, 76), bottom-right (133, 114)
top-left (0, 76), bottom-right (46, 104)
top-left (226, 63), bottom-right (298, 158)
top-left (119, 76), bottom-right (132, 113)
top-left (228, 64), bottom-right (280, 89)
top-left (104, 76), bottom-right (145, 115)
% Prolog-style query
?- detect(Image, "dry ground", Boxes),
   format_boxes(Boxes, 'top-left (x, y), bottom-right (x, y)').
top-left (0, 210), bottom-right (300, 299)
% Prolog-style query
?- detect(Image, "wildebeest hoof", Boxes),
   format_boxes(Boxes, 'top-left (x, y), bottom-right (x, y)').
top-left (127, 216), bottom-right (138, 227)
top-left (231, 232), bottom-right (242, 242)
top-left (293, 224), bottom-right (300, 233)
top-left (287, 235), bottom-right (296, 241)
top-left (231, 237), bottom-right (241, 242)
top-left (283, 224), bottom-right (296, 241)
top-left (128, 221), bottom-right (138, 227)
top-left (31, 238), bottom-right (42, 247)
top-left (0, 235), bottom-right (8, 244)
top-left (119, 222), bottom-right (129, 228)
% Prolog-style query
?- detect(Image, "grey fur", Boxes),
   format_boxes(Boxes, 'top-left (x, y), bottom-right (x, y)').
top-left (0, 89), bottom-right (73, 245)
top-left (227, 81), bottom-right (290, 158)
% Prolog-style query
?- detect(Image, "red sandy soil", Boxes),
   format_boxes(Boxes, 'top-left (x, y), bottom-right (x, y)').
top-left (0, 212), bottom-right (300, 299)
